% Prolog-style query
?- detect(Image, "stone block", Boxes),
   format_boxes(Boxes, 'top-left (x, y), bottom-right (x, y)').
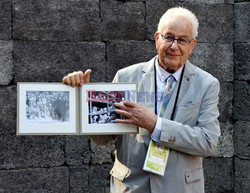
top-left (235, 157), bottom-right (250, 193)
top-left (65, 136), bottom-right (91, 166)
top-left (0, 135), bottom-right (65, 169)
top-left (211, 122), bottom-right (234, 157)
top-left (235, 3), bottom-right (250, 43)
top-left (234, 121), bottom-right (250, 158)
top-left (13, 0), bottom-right (101, 41)
top-left (14, 41), bottom-right (106, 82)
top-left (218, 82), bottom-right (233, 122)
top-left (0, 0), bottom-right (11, 40)
top-left (0, 86), bottom-right (16, 134)
top-left (189, 43), bottom-right (234, 82)
top-left (0, 167), bottom-right (69, 193)
top-left (235, 43), bottom-right (250, 81)
top-left (146, 1), bottom-right (234, 43)
top-left (203, 157), bottom-right (234, 193)
top-left (234, 81), bottom-right (250, 121)
top-left (0, 40), bottom-right (13, 85)
top-left (101, 0), bottom-right (146, 40)
top-left (89, 164), bottom-right (112, 193)
top-left (106, 41), bottom-right (156, 81)
top-left (90, 140), bottom-right (115, 165)
top-left (69, 165), bottom-right (89, 193)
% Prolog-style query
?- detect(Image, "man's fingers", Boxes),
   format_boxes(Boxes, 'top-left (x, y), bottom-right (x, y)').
top-left (115, 109), bottom-right (131, 119)
top-left (62, 70), bottom-right (91, 87)
top-left (69, 75), bottom-right (77, 87)
top-left (115, 102), bottom-right (129, 112)
top-left (62, 76), bottom-right (71, 85)
top-left (116, 119), bottom-right (133, 124)
top-left (123, 101), bottom-right (136, 108)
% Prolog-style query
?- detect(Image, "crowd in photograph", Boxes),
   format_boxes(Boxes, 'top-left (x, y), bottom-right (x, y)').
top-left (26, 91), bottom-right (69, 122)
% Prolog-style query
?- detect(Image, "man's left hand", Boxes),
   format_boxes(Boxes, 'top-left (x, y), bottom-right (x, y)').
top-left (115, 101), bottom-right (157, 133)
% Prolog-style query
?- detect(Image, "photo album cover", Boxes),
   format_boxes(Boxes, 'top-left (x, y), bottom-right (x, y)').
top-left (17, 83), bottom-right (138, 135)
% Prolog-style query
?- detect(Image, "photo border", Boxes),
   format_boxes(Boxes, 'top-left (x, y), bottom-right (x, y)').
top-left (17, 82), bottom-right (79, 135)
top-left (80, 83), bottom-right (138, 135)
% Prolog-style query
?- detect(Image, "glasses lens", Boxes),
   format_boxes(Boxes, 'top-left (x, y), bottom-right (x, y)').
top-left (177, 38), bottom-right (188, 45)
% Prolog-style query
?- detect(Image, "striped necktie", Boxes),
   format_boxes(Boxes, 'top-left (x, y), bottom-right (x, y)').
top-left (160, 75), bottom-right (175, 117)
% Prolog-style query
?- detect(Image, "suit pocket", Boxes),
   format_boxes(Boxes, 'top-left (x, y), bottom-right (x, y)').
top-left (110, 160), bottom-right (130, 181)
top-left (185, 169), bottom-right (203, 183)
top-left (175, 103), bottom-right (200, 126)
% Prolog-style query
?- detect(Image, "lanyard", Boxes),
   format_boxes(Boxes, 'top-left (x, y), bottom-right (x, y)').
top-left (154, 59), bottom-right (185, 120)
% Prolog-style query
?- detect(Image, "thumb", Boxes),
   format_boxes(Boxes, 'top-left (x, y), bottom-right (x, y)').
top-left (84, 69), bottom-right (91, 83)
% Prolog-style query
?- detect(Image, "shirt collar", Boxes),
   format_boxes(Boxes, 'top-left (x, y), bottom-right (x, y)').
top-left (155, 57), bottom-right (184, 83)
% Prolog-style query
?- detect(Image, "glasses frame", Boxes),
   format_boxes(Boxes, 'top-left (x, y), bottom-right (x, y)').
top-left (160, 34), bottom-right (193, 46)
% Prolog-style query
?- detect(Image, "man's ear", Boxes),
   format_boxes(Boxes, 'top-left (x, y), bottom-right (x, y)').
top-left (154, 31), bottom-right (160, 42)
top-left (189, 39), bottom-right (197, 54)
top-left (154, 32), bottom-right (160, 49)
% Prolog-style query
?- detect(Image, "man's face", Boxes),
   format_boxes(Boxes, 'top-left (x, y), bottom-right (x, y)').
top-left (155, 16), bottom-right (197, 72)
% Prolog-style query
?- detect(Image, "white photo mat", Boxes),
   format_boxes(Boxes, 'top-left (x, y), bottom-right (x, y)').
top-left (80, 83), bottom-right (138, 135)
top-left (17, 82), bottom-right (78, 135)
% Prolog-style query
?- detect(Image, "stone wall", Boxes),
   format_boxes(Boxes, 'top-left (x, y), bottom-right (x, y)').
top-left (0, 0), bottom-right (249, 192)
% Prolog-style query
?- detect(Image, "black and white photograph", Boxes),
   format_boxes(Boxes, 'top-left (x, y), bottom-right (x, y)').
top-left (26, 91), bottom-right (70, 123)
top-left (17, 83), bottom-right (78, 135)
top-left (88, 91), bottom-right (127, 124)
top-left (81, 83), bottom-right (138, 135)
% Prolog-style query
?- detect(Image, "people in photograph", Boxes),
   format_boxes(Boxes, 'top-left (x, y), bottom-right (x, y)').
top-left (62, 7), bottom-right (220, 193)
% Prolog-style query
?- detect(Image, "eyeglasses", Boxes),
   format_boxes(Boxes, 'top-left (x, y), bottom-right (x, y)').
top-left (160, 34), bottom-right (193, 46)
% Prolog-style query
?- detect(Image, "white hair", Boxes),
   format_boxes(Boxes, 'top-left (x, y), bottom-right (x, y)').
top-left (157, 7), bottom-right (199, 38)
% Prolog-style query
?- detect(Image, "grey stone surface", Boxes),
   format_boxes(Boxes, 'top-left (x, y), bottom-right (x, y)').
top-left (89, 164), bottom-right (112, 193)
top-left (203, 158), bottom-right (234, 193)
top-left (13, 0), bottom-right (101, 41)
top-left (106, 40), bottom-right (156, 81)
top-left (0, 40), bottom-right (13, 85)
top-left (146, 1), bottom-right (234, 43)
top-left (212, 122), bottom-right (234, 157)
top-left (189, 43), bottom-right (234, 82)
top-left (0, 135), bottom-right (65, 169)
top-left (65, 136), bottom-right (91, 166)
top-left (0, 86), bottom-right (16, 134)
top-left (148, 0), bottom-right (234, 3)
top-left (14, 41), bottom-right (106, 82)
top-left (90, 140), bottom-right (115, 165)
top-left (0, 167), bottom-right (69, 193)
top-left (69, 165), bottom-right (89, 193)
top-left (0, 0), bottom-right (11, 40)
top-left (235, 0), bottom-right (250, 2)
top-left (235, 2), bottom-right (250, 43)
top-left (234, 81), bottom-right (250, 121)
top-left (234, 121), bottom-right (250, 158)
top-left (235, 157), bottom-right (250, 193)
top-left (235, 43), bottom-right (250, 81)
top-left (218, 82), bottom-right (233, 122)
top-left (101, 0), bottom-right (146, 40)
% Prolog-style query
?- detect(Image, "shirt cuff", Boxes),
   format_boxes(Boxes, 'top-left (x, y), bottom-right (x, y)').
top-left (151, 117), bottom-right (162, 142)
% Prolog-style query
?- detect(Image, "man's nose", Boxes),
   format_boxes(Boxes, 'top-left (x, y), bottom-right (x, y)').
top-left (170, 40), bottom-right (179, 50)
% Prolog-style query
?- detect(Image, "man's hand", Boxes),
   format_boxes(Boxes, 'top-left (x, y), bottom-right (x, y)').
top-left (115, 101), bottom-right (157, 133)
top-left (62, 69), bottom-right (91, 87)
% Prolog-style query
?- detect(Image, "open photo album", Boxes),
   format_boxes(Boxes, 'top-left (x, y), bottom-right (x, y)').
top-left (17, 83), bottom-right (138, 135)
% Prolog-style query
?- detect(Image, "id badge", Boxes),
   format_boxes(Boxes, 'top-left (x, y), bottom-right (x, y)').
top-left (143, 140), bottom-right (169, 176)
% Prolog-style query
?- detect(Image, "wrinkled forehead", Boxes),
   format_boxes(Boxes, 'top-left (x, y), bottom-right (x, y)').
top-left (160, 16), bottom-right (193, 37)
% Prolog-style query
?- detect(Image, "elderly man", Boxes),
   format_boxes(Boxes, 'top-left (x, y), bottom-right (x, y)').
top-left (63, 7), bottom-right (220, 193)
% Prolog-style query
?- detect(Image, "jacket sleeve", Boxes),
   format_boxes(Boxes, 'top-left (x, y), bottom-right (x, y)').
top-left (158, 78), bottom-right (221, 157)
top-left (88, 72), bottom-right (120, 145)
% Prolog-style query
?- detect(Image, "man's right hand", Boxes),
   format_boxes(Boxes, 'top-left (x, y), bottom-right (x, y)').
top-left (62, 69), bottom-right (91, 87)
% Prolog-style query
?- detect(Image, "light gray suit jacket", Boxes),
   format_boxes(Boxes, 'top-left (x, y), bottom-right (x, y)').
top-left (90, 56), bottom-right (220, 193)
